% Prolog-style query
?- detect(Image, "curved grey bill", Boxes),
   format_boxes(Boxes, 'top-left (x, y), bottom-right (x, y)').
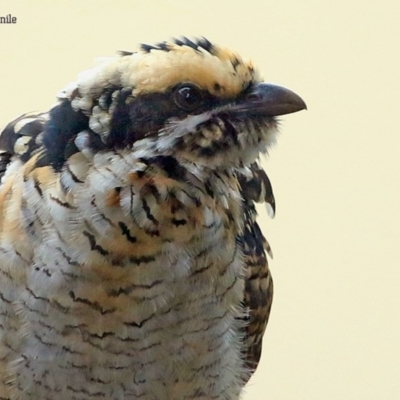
top-left (237, 83), bottom-right (307, 117)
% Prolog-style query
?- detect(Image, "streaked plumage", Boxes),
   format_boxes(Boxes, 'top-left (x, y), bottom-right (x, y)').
top-left (0, 37), bottom-right (305, 399)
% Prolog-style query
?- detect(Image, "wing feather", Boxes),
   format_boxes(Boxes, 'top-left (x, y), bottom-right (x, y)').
top-left (239, 163), bottom-right (274, 381)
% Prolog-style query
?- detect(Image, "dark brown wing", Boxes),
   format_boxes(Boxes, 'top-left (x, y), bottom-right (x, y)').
top-left (239, 163), bottom-right (275, 382)
top-left (0, 112), bottom-right (48, 181)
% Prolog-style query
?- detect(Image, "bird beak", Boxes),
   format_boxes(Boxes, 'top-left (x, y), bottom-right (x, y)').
top-left (240, 83), bottom-right (307, 117)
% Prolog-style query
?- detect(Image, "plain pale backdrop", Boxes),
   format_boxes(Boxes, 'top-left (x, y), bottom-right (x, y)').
top-left (1, 1), bottom-right (400, 399)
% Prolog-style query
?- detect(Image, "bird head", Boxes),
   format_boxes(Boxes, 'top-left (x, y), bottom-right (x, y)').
top-left (48, 37), bottom-right (305, 170)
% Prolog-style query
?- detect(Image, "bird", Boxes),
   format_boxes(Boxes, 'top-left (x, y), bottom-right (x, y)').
top-left (0, 37), bottom-right (306, 399)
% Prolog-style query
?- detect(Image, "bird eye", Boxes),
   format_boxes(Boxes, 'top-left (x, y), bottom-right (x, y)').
top-left (174, 85), bottom-right (204, 111)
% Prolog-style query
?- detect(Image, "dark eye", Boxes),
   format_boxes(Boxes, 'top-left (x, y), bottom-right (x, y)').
top-left (174, 85), bottom-right (204, 111)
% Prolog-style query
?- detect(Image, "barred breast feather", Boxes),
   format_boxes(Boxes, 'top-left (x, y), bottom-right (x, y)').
top-left (0, 37), bottom-right (305, 399)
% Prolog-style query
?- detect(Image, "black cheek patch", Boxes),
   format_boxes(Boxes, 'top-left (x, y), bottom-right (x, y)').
top-left (104, 85), bottom-right (226, 150)
top-left (41, 101), bottom-right (89, 170)
top-left (107, 92), bottom-right (191, 149)
top-left (106, 89), bottom-right (133, 149)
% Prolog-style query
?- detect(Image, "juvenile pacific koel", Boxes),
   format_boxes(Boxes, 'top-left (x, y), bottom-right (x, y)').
top-left (0, 37), bottom-right (306, 399)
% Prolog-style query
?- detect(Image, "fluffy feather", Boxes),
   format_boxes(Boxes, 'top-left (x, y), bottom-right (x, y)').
top-left (0, 37), bottom-right (305, 399)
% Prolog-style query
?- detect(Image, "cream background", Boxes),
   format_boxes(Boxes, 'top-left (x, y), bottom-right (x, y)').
top-left (1, 1), bottom-right (399, 399)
